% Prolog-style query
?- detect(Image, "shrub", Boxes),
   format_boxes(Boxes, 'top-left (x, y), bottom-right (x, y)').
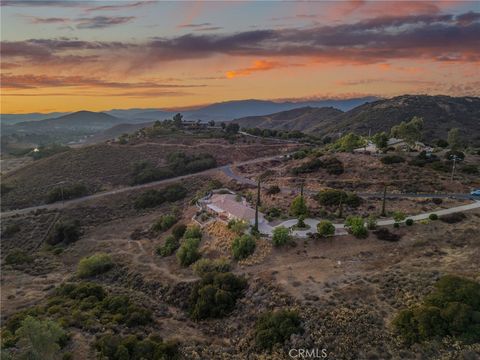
top-left (134, 184), bottom-right (187, 209)
top-left (366, 215), bottom-right (377, 230)
top-left (192, 258), bottom-right (231, 277)
top-left (345, 216), bottom-right (368, 238)
top-left (291, 158), bottom-right (323, 175)
top-left (232, 234), bottom-right (256, 260)
top-left (131, 160), bottom-right (172, 185)
top-left (381, 155), bottom-right (405, 164)
top-left (14, 316), bottom-right (67, 360)
top-left (227, 219), bottom-right (248, 235)
top-left (373, 228), bottom-right (401, 242)
top-left (460, 164), bottom-right (478, 174)
top-left (151, 214), bottom-right (177, 233)
top-left (171, 224), bottom-right (187, 239)
top-left (393, 222), bottom-right (400, 228)
top-left (393, 275), bottom-right (480, 344)
top-left (440, 212), bottom-right (466, 224)
top-left (176, 237), bottom-right (201, 267)
top-left (266, 185), bottom-right (281, 195)
top-left (95, 334), bottom-right (178, 360)
top-left (316, 189), bottom-right (361, 208)
top-left (323, 157), bottom-right (344, 175)
top-left (431, 161), bottom-right (450, 172)
top-left (429, 213), bottom-right (438, 221)
top-left (316, 220), bottom-right (335, 237)
top-left (156, 235), bottom-right (179, 257)
top-left (46, 184), bottom-right (88, 203)
top-left (2, 224), bottom-right (20, 238)
top-left (405, 218), bottom-right (414, 226)
top-left (77, 253), bottom-right (113, 278)
top-left (189, 271), bottom-right (246, 320)
top-left (444, 150), bottom-right (465, 160)
top-left (5, 249), bottom-right (33, 266)
top-left (47, 219), bottom-right (81, 245)
top-left (183, 225), bottom-right (202, 239)
top-left (289, 195), bottom-right (308, 217)
top-left (393, 211), bottom-right (406, 224)
top-left (255, 310), bottom-right (303, 351)
top-left (436, 139), bottom-right (449, 148)
top-left (272, 226), bottom-right (291, 246)
top-left (432, 198), bottom-right (443, 205)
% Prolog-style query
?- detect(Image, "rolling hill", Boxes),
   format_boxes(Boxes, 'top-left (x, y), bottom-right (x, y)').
top-left (232, 107), bottom-right (343, 131)
top-left (234, 95), bottom-right (480, 143)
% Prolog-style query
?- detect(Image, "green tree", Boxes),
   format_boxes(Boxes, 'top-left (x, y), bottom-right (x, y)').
top-left (272, 226), bottom-right (291, 246)
top-left (335, 133), bottom-right (365, 152)
top-left (447, 128), bottom-right (463, 150)
top-left (15, 316), bottom-right (66, 360)
top-left (390, 116), bottom-right (424, 147)
top-left (290, 195), bottom-right (308, 217)
top-left (372, 132), bottom-right (389, 150)
top-left (77, 253), bottom-right (113, 278)
top-left (173, 113), bottom-right (183, 128)
top-left (255, 310), bottom-right (303, 351)
top-left (317, 220), bottom-right (335, 237)
top-left (393, 211), bottom-right (406, 225)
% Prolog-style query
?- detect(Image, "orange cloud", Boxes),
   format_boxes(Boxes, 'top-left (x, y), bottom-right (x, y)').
top-left (226, 60), bottom-right (295, 79)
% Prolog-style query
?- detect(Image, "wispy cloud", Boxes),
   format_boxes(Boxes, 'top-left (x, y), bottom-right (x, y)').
top-left (226, 60), bottom-right (300, 79)
top-left (178, 22), bottom-right (223, 32)
top-left (85, 1), bottom-right (155, 13)
top-left (75, 16), bottom-right (135, 29)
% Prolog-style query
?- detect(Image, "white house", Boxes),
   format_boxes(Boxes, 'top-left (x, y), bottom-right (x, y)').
top-left (354, 138), bottom-right (431, 153)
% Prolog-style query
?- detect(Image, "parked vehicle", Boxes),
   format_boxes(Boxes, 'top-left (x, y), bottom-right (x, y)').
top-left (470, 189), bottom-right (480, 196)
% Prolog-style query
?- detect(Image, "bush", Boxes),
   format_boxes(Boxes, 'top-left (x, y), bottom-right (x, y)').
top-left (432, 198), bottom-right (443, 205)
top-left (232, 234), bottom-right (256, 260)
top-left (345, 216), bottom-right (368, 238)
top-left (366, 215), bottom-right (377, 230)
top-left (171, 224), bottom-right (187, 239)
top-left (183, 225), bottom-right (202, 239)
top-left (46, 184), bottom-right (88, 203)
top-left (77, 253), bottom-right (113, 278)
top-left (436, 139), bottom-right (449, 148)
top-left (47, 219), bottom-right (81, 245)
top-left (134, 184), bottom-right (187, 209)
top-left (393, 211), bottom-right (406, 224)
top-left (429, 213), bottom-right (438, 221)
top-left (444, 150), bottom-right (465, 160)
top-left (14, 316), bottom-right (67, 359)
top-left (5, 249), bottom-right (33, 266)
top-left (255, 310), bottom-right (303, 351)
top-left (176, 237), bottom-right (201, 267)
top-left (460, 164), bottom-right (478, 174)
top-left (381, 155), bottom-right (405, 164)
top-left (131, 160), bottom-right (172, 185)
top-left (440, 212), bottom-right (466, 224)
top-left (405, 218), bottom-right (414, 226)
top-left (95, 334), bottom-right (178, 360)
top-left (373, 228), bottom-right (401, 242)
top-left (2, 224), bottom-right (20, 238)
top-left (393, 275), bottom-right (480, 344)
top-left (272, 226), bottom-right (291, 246)
top-left (291, 158), bottom-right (323, 175)
top-left (192, 258), bottom-right (231, 277)
top-left (151, 214), bottom-right (177, 233)
top-left (323, 157), bottom-right (344, 175)
top-left (156, 235), bottom-right (179, 257)
top-left (189, 271), bottom-right (246, 320)
top-left (316, 220), bottom-right (335, 237)
top-left (431, 161), bottom-right (450, 172)
top-left (266, 185), bottom-right (281, 195)
top-left (289, 195), bottom-right (308, 217)
top-left (227, 219), bottom-right (248, 235)
top-left (316, 189), bottom-right (361, 207)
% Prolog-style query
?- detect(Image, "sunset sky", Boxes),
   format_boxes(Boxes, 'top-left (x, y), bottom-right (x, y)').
top-left (1, 0), bottom-right (479, 114)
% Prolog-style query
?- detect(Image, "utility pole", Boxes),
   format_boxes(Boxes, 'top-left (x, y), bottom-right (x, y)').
top-left (257, 178), bottom-right (261, 207)
top-left (450, 155), bottom-right (461, 181)
top-left (381, 185), bottom-right (387, 217)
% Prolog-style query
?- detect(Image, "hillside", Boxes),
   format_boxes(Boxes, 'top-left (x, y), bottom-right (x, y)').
top-left (321, 95), bottom-right (480, 142)
top-left (232, 106), bottom-right (343, 131)
top-left (234, 95), bottom-right (480, 144)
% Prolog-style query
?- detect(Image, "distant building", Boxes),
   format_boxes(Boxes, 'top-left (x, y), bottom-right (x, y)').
top-left (201, 192), bottom-right (264, 225)
top-left (354, 137), bottom-right (431, 153)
